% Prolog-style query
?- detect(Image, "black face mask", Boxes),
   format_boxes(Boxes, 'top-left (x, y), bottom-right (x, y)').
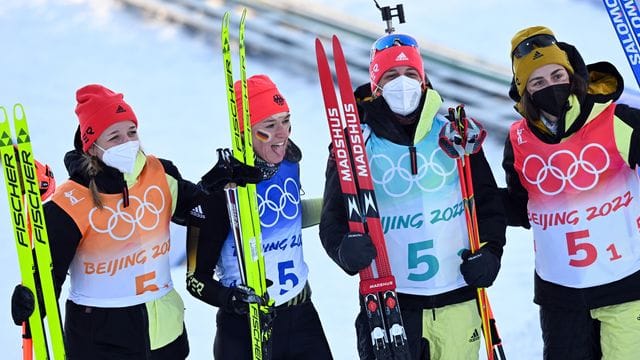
top-left (531, 83), bottom-right (571, 117)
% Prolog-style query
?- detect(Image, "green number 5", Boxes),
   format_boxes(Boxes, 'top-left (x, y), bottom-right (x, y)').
top-left (408, 240), bottom-right (439, 281)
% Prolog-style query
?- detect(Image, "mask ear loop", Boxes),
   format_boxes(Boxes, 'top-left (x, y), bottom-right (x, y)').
top-left (421, 74), bottom-right (429, 90)
top-left (372, 81), bottom-right (383, 97)
top-left (94, 143), bottom-right (107, 152)
top-left (89, 142), bottom-right (106, 158)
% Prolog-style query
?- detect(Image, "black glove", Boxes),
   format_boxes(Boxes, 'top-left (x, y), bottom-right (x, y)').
top-left (338, 232), bottom-right (377, 273)
top-left (200, 149), bottom-right (263, 193)
top-left (460, 248), bottom-right (500, 288)
top-left (227, 285), bottom-right (269, 315)
top-left (11, 284), bottom-right (35, 326)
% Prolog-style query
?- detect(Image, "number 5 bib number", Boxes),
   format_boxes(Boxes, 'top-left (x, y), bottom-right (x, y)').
top-left (278, 260), bottom-right (299, 295)
top-left (566, 229), bottom-right (621, 267)
top-left (408, 240), bottom-right (439, 281)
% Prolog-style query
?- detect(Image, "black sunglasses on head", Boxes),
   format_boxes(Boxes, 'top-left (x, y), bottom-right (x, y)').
top-left (512, 34), bottom-right (557, 59)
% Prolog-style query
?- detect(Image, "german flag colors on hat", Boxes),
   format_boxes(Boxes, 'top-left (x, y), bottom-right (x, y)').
top-left (75, 84), bottom-right (137, 152)
top-left (234, 74), bottom-right (289, 131)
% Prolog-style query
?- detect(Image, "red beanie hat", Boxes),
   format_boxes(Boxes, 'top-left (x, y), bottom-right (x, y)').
top-left (369, 35), bottom-right (425, 93)
top-left (234, 74), bottom-right (289, 131)
top-left (75, 84), bottom-right (138, 152)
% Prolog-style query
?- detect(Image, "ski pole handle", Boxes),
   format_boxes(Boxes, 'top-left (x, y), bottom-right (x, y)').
top-left (439, 105), bottom-right (487, 158)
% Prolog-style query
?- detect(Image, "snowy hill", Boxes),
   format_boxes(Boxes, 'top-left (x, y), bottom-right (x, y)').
top-left (0, 1), bottom-right (635, 359)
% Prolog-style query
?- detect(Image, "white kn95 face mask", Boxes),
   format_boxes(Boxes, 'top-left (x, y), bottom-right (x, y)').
top-left (96, 140), bottom-right (140, 174)
top-left (382, 75), bottom-right (422, 116)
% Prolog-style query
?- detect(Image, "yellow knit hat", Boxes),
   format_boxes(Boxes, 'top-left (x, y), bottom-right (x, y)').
top-left (511, 26), bottom-right (574, 96)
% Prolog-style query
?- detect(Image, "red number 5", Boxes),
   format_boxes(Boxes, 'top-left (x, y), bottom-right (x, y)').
top-left (566, 230), bottom-right (597, 267)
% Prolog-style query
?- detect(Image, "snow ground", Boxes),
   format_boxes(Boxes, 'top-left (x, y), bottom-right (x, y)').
top-left (0, 0), bottom-right (633, 358)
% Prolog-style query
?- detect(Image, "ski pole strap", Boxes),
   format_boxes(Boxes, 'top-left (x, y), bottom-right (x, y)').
top-left (463, 117), bottom-right (486, 155)
top-left (439, 119), bottom-right (465, 159)
top-left (439, 105), bottom-right (487, 158)
top-left (489, 318), bottom-right (502, 345)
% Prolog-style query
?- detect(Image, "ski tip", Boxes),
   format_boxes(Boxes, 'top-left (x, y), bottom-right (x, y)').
top-left (13, 103), bottom-right (25, 122)
top-left (240, 7), bottom-right (247, 25)
top-left (331, 36), bottom-right (343, 57)
top-left (315, 38), bottom-right (328, 58)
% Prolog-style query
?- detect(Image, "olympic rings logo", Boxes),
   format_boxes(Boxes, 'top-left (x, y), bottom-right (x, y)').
top-left (89, 185), bottom-right (166, 241)
top-left (522, 143), bottom-right (610, 195)
top-left (257, 178), bottom-right (300, 228)
top-left (370, 149), bottom-right (457, 198)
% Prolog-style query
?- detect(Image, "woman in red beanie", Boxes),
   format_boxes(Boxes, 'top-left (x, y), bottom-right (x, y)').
top-left (503, 26), bottom-right (640, 360)
top-left (319, 32), bottom-right (506, 360)
top-left (184, 74), bottom-right (333, 359)
top-left (9, 83), bottom-right (247, 359)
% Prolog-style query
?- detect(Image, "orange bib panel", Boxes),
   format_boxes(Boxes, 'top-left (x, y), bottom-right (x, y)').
top-left (52, 156), bottom-right (174, 307)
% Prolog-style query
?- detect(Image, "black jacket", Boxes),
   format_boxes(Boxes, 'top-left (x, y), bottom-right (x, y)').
top-left (185, 142), bottom-right (304, 310)
top-left (320, 86), bottom-right (506, 309)
top-left (503, 48), bottom-right (640, 309)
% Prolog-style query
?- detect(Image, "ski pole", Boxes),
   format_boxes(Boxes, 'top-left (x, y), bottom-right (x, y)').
top-left (439, 105), bottom-right (506, 360)
top-left (22, 322), bottom-right (33, 360)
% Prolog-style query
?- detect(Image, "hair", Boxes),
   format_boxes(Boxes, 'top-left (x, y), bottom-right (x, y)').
top-left (521, 71), bottom-right (587, 126)
top-left (80, 152), bottom-right (105, 208)
top-left (73, 127), bottom-right (104, 207)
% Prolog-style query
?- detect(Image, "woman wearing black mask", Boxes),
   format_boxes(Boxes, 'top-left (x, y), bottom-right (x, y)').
top-left (503, 26), bottom-right (640, 360)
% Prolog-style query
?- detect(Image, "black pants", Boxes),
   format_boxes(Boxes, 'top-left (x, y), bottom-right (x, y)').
top-left (214, 300), bottom-right (333, 359)
top-left (540, 304), bottom-right (602, 360)
top-left (355, 307), bottom-right (429, 360)
top-left (65, 300), bottom-right (189, 360)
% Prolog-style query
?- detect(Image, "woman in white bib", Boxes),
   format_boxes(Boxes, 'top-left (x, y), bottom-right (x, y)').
top-left (185, 74), bottom-right (333, 359)
top-left (319, 31), bottom-right (507, 360)
top-left (10, 84), bottom-right (215, 359)
top-left (503, 26), bottom-right (640, 360)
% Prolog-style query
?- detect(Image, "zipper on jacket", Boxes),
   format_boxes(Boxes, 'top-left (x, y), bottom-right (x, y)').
top-left (409, 146), bottom-right (418, 175)
top-left (122, 176), bottom-right (130, 208)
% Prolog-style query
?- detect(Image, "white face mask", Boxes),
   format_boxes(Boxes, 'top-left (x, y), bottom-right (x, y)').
top-left (381, 75), bottom-right (422, 116)
top-left (96, 140), bottom-right (140, 174)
